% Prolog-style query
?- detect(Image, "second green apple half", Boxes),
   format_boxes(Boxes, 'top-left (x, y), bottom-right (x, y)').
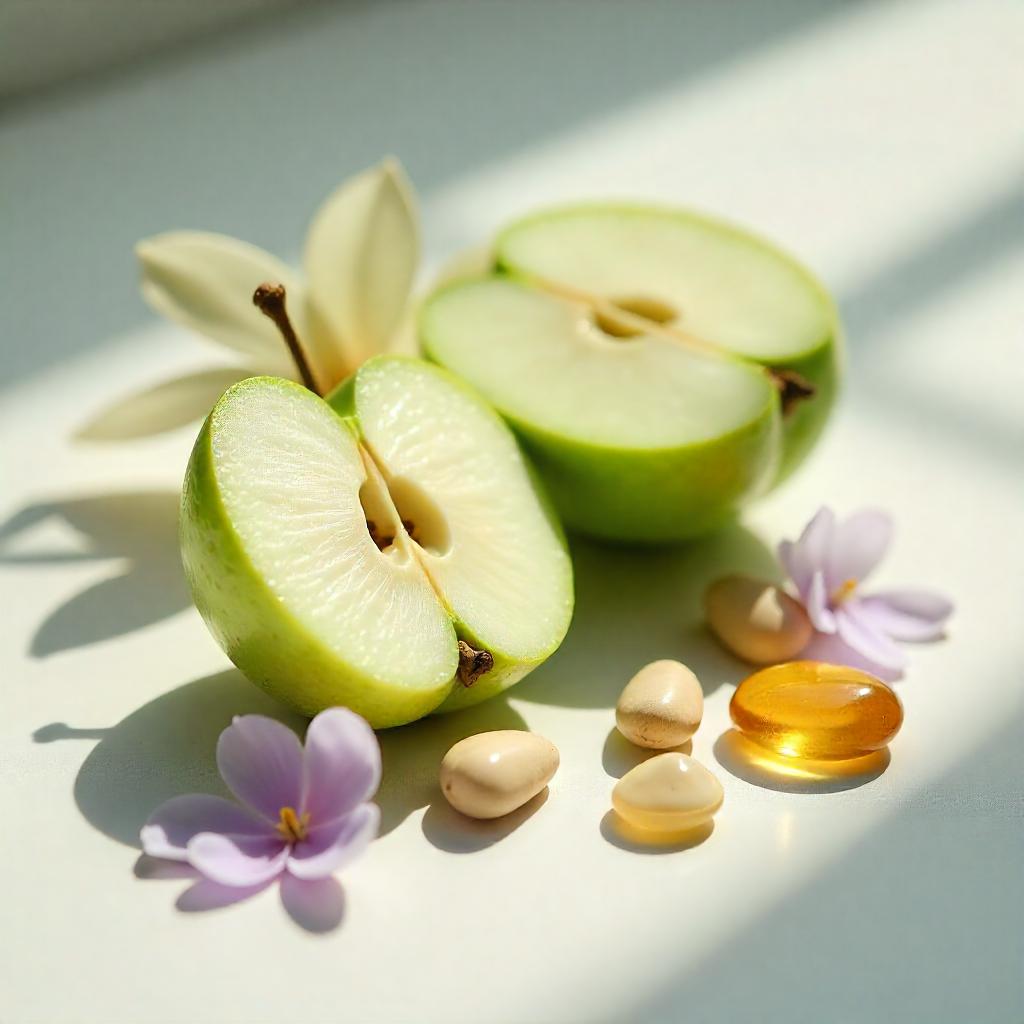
top-left (420, 204), bottom-right (841, 542)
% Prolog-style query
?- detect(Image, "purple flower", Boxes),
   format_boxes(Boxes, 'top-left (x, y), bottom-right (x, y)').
top-left (779, 507), bottom-right (952, 678)
top-left (141, 707), bottom-right (380, 897)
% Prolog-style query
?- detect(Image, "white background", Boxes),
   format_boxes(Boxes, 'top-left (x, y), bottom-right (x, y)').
top-left (2, 1), bottom-right (1022, 1021)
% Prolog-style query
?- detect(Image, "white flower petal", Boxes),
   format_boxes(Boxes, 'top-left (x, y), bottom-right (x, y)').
top-left (75, 366), bottom-right (258, 442)
top-left (298, 295), bottom-right (357, 395)
top-left (432, 243), bottom-right (495, 287)
top-left (304, 158), bottom-right (419, 366)
top-left (385, 304), bottom-right (421, 357)
top-left (136, 231), bottom-right (300, 371)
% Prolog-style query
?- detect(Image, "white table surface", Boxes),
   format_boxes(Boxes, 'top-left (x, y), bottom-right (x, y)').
top-left (2, 2), bottom-right (1022, 1021)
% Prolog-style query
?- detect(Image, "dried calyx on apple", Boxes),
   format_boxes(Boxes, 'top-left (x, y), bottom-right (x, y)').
top-left (420, 205), bottom-right (841, 542)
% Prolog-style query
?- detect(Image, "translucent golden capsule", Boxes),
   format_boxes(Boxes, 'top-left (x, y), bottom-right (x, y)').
top-left (729, 661), bottom-right (903, 760)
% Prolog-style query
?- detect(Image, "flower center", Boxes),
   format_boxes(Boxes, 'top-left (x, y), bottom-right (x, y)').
top-left (831, 578), bottom-right (858, 605)
top-left (275, 806), bottom-right (311, 843)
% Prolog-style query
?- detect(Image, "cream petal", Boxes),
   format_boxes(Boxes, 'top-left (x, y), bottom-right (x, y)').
top-left (74, 366), bottom-right (259, 442)
top-left (431, 243), bottom-right (495, 287)
top-left (136, 230), bottom-right (300, 371)
top-left (298, 294), bottom-right (357, 395)
top-left (384, 304), bottom-right (421, 357)
top-left (303, 158), bottom-right (419, 365)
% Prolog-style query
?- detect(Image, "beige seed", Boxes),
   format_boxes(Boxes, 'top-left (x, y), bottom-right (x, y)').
top-left (612, 752), bottom-right (723, 832)
top-left (439, 730), bottom-right (559, 819)
top-left (615, 660), bottom-right (703, 749)
top-left (705, 574), bottom-right (812, 664)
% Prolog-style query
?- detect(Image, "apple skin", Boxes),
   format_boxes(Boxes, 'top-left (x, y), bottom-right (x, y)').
top-left (491, 341), bottom-right (839, 541)
top-left (180, 376), bottom-right (456, 729)
top-left (492, 338), bottom-right (840, 538)
top-left (504, 396), bottom-right (781, 543)
top-left (764, 331), bottom-right (841, 484)
top-left (326, 358), bottom-right (574, 712)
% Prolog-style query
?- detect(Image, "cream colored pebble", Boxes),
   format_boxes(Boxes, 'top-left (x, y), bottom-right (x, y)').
top-left (615, 660), bottom-right (703, 749)
top-left (612, 752), bottom-right (723, 833)
top-left (439, 730), bottom-right (559, 819)
top-left (705, 574), bottom-right (812, 664)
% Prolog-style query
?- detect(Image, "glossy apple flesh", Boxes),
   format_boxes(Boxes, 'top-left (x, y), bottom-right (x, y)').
top-left (420, 204), bottom-right (840, 542)
top-left (181, 356), bottom-right (573, 728)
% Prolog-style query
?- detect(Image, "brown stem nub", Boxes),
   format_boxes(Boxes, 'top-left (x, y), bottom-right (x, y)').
top-left (252, 282), bottom-right (320, 395)
top-left (457, 640), bottom-right (494, 688)
top-left (769, 369), bottom-right (817, 418)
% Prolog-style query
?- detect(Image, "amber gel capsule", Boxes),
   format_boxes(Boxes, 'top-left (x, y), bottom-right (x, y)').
top-left (730, 661), bottom-right (903, 760)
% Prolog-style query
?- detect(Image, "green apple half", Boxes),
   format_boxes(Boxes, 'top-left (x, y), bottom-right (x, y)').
top-left (181, 356), bottom-right (573, 727)
top-left (420, 204), bottom-right (841, 542)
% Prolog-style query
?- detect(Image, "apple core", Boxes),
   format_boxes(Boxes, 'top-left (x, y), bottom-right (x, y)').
top-left (593, 295), bottom-right (678, 339)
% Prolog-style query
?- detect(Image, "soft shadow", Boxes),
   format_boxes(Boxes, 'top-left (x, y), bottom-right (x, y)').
top-left (74, 669), bottom-right (305, 846)
top-left (515, 524), bottom-right (779, 709)
top-left (34, 722), bottom-right (110, 742)
top-left (600, 811), bottom-right (714, 855)
top-left (72, 666), bottom-right (526, 846)
top-left (635, 710), bottom-right (1024, 1022)
top-left (278, 874), bottom-right (346, 934)
top-left (134, 854), bottom-right (269, 911)
top-left (134, 854), bottom-right (197, 881)
top-left (421, 789), bottom-right (548, 854)
top-left (602, 728), bottom-right (691, 779)
top-left (177, 878), bottom-right (271, 913)
top-left (133, 854), bottom-right (344, 933)
top-left (0, 491), bottom-right (190, 657)
top-left (375, 700), bottom-right (529, 835)
top-left (714, 729), bottom-right (891, 794)
top-left (840, 175), bottom-right (1024, 466)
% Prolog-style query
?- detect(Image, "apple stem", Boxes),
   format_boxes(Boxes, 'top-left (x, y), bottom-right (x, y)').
top-left (252, 283), bottom-right (321, 395)
top-left (457, 640), bottom-right (494, 687)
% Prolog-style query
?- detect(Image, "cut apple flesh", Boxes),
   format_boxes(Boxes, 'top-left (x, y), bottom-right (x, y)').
top-left (421, 276), bottom-right (773, 450)
top-left (210, 373), bottom-right (457, 697)
top-left (188, 358), bottom-right (572, 726)
top-left (350, 357), bottom-right (572, 662)
top-left (496, 205), bottom-right (834, 362)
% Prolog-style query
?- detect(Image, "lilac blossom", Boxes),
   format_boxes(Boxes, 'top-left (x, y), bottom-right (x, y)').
top-left (780, 507), bottom-right (952, 678)
top-left (141, 707), bottom-right (380, 911)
